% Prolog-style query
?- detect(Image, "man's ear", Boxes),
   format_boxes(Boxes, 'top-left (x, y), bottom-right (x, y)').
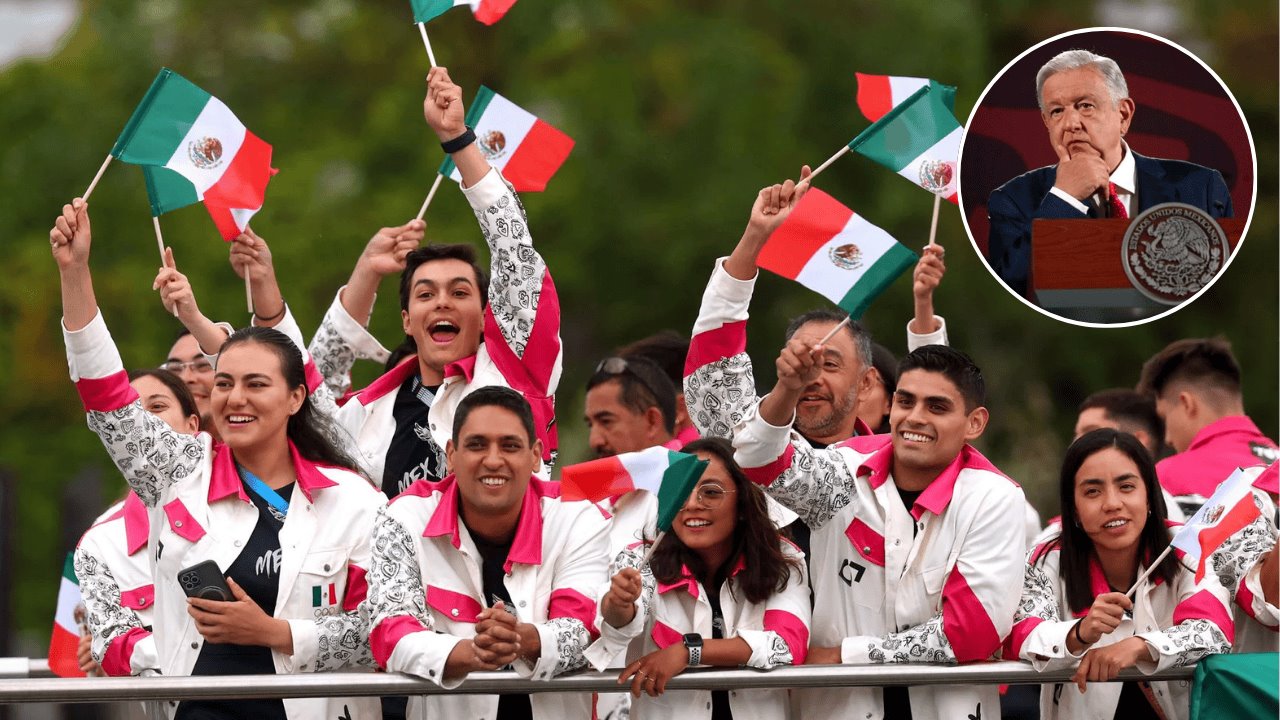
top-left (531, 439), bottom-right (544, 471)
top-left (401, 309), bottom-right (412, 336)
top-left (855, 365), bottom-right (874, 404)
top-left (444, 439), bottom-right (455, 475)
top-left (964, 406), bottom-right (990, 442)
top-left (1178, 390), bottom-right (1199, 419)
top-left (1117, 97), bottom-right (1135, 135)
top-left (644, 406), bottom-right (666, 438)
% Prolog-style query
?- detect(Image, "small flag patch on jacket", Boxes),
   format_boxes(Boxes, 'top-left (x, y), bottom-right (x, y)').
top-left (312, 582), bottom-right (338, 607)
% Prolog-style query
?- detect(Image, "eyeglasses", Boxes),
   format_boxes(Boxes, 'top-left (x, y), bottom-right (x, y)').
top-left (160, 359), bottom-right (213, 374)
top-left (594, 356), bottom-right (662, 400)
top-left (688, 483), bottom-right (735, 510)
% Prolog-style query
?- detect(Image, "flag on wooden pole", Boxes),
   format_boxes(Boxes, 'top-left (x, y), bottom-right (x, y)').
top-left (560, 447), bottom-right (707, 533)
top-left (113, 68), bottom-right (277, 240)
top-left (758, 188), bottom-right (917, 319)
top-left (1170, 467), bottom-right (1265, 582)
top-left (848, 83), bottom-right (962, 204)
top-left (854, 73), bottom-right (957, 122)
top-left (438, 86), bottom-right (575, 193)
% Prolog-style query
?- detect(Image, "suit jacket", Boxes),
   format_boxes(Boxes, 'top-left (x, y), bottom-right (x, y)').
top-left (987, 150), bottom-right (1233, 297)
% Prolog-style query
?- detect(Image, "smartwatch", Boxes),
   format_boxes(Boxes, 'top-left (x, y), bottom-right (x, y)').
top-left (682, 633), bottom-right (703, 666)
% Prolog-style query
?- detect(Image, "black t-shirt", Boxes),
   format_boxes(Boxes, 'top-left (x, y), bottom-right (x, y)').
top-left (467, 523), bottom-right (533, 720)
top-left (382, 375), bottom-right (445, 499)
top-left (705, 586), bottom-right (732, 720)
top-left (896, 486), bottom-right (923, 538)
top-left (177, 482), bottom-right (293, 720)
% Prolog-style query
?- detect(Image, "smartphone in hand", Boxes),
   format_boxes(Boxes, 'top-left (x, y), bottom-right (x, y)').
top-left (178, 560), bottom-right (232, 602)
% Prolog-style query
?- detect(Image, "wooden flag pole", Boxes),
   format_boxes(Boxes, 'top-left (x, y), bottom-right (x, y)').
top-left (245, 274), bottom-right (254, 315)
top-left (1125, 544), bottom-right (1174, 599)
top-left (83, 155), bottom-right (113, 202)
top-left (153, 217), bottom-right (178, 318)
top-left (804, 145), bottom-right (850, 186)
top-left (417, 23), bottom-right (438, 67)
top-left (817, 315), bottom-right (852, 346)
top-left (926, 193), bottom-right (941, 248)
top-left (641, 532), bottom-right (667, 565)
top-left (417, 173), bottom-right (445, 221)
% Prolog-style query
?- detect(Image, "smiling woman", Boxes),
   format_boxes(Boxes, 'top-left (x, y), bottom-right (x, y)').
top-left (588, 437), bottom-right (811, 720)
top-left (1005, 429), bottom-right (1240, 719)
top-left (50, 198), bottom-right (387, 720)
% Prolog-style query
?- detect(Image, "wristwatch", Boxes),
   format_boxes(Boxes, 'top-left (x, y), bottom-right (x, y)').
top-left (682, 633), bottom-right (703, 666)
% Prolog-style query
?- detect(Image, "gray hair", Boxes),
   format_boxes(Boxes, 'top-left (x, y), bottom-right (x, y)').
top-left (784, 310), bottom-right (874, 372)
top-left (1035, 49), bottom-right (1129, 110)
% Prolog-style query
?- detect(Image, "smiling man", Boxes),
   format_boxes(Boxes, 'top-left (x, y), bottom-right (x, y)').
top-left (364, 386), bottom-right (607, 720)
top-left (309, 67), bottom-right (562, 501)
top-left (987, 49), bottom-right (1233, 297)
top-left (732, 344), bottom-right (1025, 720)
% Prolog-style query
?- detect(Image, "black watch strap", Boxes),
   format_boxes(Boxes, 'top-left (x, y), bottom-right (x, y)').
top-left (440, 127), bottom-right (476, 154)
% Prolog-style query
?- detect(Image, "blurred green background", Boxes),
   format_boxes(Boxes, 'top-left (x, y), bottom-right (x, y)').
top-left (0, 0), bottom-right (1275, 652)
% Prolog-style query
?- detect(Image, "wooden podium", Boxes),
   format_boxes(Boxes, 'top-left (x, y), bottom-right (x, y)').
top-left (1030, 217), bottom-right (1244, 318)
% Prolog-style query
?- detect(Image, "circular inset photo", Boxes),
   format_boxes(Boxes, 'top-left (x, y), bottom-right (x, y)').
top-left (958, 28), bottom-right (1256, 327)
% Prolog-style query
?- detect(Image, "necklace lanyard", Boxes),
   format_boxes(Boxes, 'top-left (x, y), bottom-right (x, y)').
top-left (239, 466), bottom-right (290, 517)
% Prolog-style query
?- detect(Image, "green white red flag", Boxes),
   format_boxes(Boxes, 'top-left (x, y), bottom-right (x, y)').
top-left (1170, 467), bottom-right (1264, 582)
top-left (112, 68), bottom-right (277, 240)
top-left (438, 86), bottom-right (575, 193)
top-left (758, 188), bottom-right (917, 319)
top-left (848, 83), bottom-right (961, 204)
top-left (411, 0), bottom-right (518, 24)
top-left (854, 73), bottom-right (957, 122)
top-left (560, 447), bottom-right (707, 533)
top-left (48, 552), bottom-right (86, 678)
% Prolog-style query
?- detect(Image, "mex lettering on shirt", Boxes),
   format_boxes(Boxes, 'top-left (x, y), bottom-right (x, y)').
top-left (255, 548), bottom-right (283, 578)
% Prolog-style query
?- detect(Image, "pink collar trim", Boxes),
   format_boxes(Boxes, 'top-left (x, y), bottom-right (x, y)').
top-left (357, 356), bottom-right (420, 404)
top-left (123, 493), bottom-right (150, 556)
top-left (655, 556), bottom-right (746, 598)
top-left (208, 441), bottom-right (339, 505)
top-left (1189, 416), bottom-right (1266, 451)
top-left (854, 444), bottom-right (1007, 519)
top-left (444, 354), bottom-right (478, 382)
top-left (423, 475), bottom-right (558, 573)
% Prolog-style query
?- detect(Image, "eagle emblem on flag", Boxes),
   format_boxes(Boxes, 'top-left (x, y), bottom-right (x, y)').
top-left (187, 137), bottom-right (224, 170)
top-left (829, 243), bottom-right (865, 271)
top-left (917, 159), bottom-right (953, 193)
top-left (478, 130), bottom-right (508, 161)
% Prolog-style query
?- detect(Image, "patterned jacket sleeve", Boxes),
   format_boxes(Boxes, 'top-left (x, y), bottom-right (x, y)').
top-left (584, 547), bottom-right (653, 671)
top-left (363, 506), bottom-right (467, 688)
top-left (683, 257), bottom-right (759, 440)
top-left (73, 546), bottom-right (156, 676)
top-left (64, 312), bottom-right (205, 508)
top-left (466, 170), bottom-right (563, 463)
top-left (307, 288), bottom-right (392, 400)
top-left (737, 542), bottom-right (811, 669)
top-left (731, 400), bottom-right (858, 529)
top-left (1211, 492), bottom-right (1280, 628)
top-left (841, 481), bottom-right (1026, 665)
top-left (519, 502), bottom-right (610, 681)
top-left (1134, 567), bottom-right (1233, 673)
top-left (281, 489), bottom-right (384, 673)
top-left (1004, 552), bottom-right (1084, 671)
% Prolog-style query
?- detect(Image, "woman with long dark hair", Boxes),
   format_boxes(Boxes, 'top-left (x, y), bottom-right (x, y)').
top-left (588, 437), bottom-right (810, 719)
top-left (51, 198), bottom-right (385, 719)
top-left (1006, 428), bottom-right (1234, 720)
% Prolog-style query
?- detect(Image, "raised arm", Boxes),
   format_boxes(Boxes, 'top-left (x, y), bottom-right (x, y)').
top-left (52, 200), bottom-right (204, 507)
top-left (684, 170), bottom-right (810, 439)
top-left (907, 244), bottom-right (949, 350)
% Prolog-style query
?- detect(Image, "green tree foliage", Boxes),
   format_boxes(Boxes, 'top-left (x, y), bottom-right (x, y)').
top-left (0, 0), bottom-right (1274, 636)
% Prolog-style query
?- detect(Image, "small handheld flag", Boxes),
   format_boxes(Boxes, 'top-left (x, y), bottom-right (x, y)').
top-left (113, 68), bottom-right (277, 241)
top-left (1170, 467), bottom-right (1265, 583)
top-left (560, 447), bottom-right (708, 534)
top-left (437, 86), bottom-right (575, 193)
top-left (48, 552), bottom-right (87, 678)
top-left (848, 83), bottom-right (962, 204)
top-left (758, 188), bottom-right (917, 319)
top-left (411, 0), bottom-right (518, 25)
top-left (854, 73), bottom-right (957, 122)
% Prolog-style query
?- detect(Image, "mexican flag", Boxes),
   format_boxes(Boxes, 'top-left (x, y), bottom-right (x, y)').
top-left (48, 552), bottom-right (86, 678)
top-left (848, 83), bottom-right (962, 204)
top-left (438, 86), bottom-right (575, 193)
top-left (112, 68), bottom-right (277, 240)
top-left (758, 188), bottom-right (917, 319)
top-left (560, 447), bottom-right (708, 533)
top-left (411, 0), bottom-right (518, 24)
top-left (854, 73), bottom-right (957, 122)
top-left (1170, 467), bottom-right (1264, 582)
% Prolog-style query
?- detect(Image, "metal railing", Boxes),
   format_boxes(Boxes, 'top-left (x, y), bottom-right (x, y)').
top-left (0, 658), bottom-right (1195, 704)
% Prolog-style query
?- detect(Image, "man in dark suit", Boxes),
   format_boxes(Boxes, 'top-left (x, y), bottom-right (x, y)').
top-left (987, 49), bottom-right (1233, 298)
